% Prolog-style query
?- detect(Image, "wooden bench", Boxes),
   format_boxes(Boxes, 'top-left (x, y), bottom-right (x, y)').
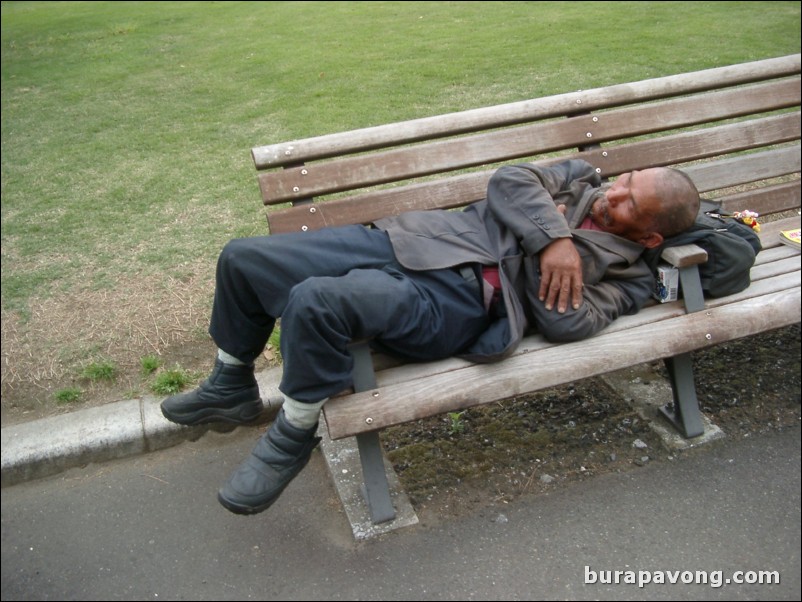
top-left (251, 54), bottom-right (801, 526)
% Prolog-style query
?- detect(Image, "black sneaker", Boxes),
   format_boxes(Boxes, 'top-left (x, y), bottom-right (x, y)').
top-left (218, 409), bottom-right (321, 514)
top-left (160, 359), bottom-right (262, 426)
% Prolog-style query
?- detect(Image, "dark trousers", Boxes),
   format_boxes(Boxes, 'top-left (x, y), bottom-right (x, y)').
top-left (209, 225), bottom-right (489, 403)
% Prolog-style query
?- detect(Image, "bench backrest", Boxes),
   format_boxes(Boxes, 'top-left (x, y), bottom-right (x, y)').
top-left (254, 54), bottom-right (800, 236)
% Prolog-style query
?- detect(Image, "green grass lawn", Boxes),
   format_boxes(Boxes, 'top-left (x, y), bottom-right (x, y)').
top-left (1, 1), bottom-right (800, 409)
top-left (3, 0), bottom-right (800, 310)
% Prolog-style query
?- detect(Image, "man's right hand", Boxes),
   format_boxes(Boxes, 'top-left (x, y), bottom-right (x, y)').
top-left (538, 236), bottom-right (584, 314)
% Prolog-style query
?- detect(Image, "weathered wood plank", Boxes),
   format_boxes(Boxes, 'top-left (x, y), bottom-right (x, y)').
top-left (754, 245), bottom-right (801, 271)
top-left (266, 115), bottom-right (800, 234)
top-left (253, 54), bottom-right (800, 168)
top-left (757, 215), bottom-right (802, 249)
top-left (267, 171), bottom-right (489, 233)
top-left (682, 145), bottom-right (801, 193)
top-left (324, 285), bottom-right (800, 439)
top-left (751, 253), bottom-right (802, 281)
top-left (582, 113), bottom-right (801, 177)
top-left (715, 181), bottom-right (801, 217)
top-left (257, 80), bottom-right (799, 204)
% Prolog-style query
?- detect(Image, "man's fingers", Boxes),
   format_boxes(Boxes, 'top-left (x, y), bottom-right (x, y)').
top-left (543, 274), bottom-right (583, 312)
top-left (543, 274), bottom-right (570, 312)
top-left (538, 238), bottom-right (584, 312)
top-left (558, 281), bottom-right (571, 313)
top-left (572, 282), bottom-right (584, 310)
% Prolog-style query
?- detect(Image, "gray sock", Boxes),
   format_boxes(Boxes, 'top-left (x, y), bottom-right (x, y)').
top-left (282, 395), bottom-right (327, 430)
top-left (217, 349), bottom-right (248, 366)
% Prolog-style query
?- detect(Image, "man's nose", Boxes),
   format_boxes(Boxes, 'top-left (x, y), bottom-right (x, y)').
top-left (606, 186), bottom-right (625, 206)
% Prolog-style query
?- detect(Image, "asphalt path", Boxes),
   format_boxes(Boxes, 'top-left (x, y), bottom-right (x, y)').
top-left (2, 424), bottom-right (800, 601)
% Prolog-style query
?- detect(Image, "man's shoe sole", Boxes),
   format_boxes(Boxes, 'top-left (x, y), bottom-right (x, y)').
top-left (216, 489), bottom-right (284, 515)
top-left (160, 399), bottom-right (263, 426)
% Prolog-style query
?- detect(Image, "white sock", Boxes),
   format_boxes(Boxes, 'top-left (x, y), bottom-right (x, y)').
top-left (282, 395), bottom-right (327, 430)
top-left (217, 349), bottom-right (247, 366)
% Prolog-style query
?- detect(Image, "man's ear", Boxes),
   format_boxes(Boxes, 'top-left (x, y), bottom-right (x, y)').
top-left (640, 232), bottom-right (664, 249)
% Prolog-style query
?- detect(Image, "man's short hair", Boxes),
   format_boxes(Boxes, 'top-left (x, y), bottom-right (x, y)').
top-left (652, 168), bottom-right (700, 238)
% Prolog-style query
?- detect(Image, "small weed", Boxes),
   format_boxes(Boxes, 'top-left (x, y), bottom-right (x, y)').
top-left (55, 387), bottom-right (82, 404)
top-left (81, 360), bottom-right (117, 382)
top-left (448, 411), bottom-right (466, 435)
top-left (151, 367), bottom-right (194, 395)
top-left (140, 354), bottom-right (161, 375)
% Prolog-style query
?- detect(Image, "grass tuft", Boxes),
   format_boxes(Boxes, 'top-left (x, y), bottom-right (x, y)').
top-left (150, 367), bottom-right (196, 396)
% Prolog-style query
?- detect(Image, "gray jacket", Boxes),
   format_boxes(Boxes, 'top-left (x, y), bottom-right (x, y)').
top-left (376, 160), bottom-right (654, 362)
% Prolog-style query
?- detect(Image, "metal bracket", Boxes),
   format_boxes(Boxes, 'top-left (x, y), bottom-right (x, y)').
top-left (678, 265), bottom-right (706, 313)
top-left (660, 264), bottom-right (706, 438)
top-left (350, 341), bottom-right (396, 524)
top-left (660, 353), bottom-right (705, 438)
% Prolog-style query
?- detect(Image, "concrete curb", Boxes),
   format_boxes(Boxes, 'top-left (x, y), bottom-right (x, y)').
top-left (1, 366), bottom-right (286, 488)
top-left (3, 397), bottom-right (199, 487)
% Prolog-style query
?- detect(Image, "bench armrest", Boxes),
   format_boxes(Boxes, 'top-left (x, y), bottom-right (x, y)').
top-left (659, 244), bottom-right (707, 313)
top-left (660, 244), bottom-right (708, 267)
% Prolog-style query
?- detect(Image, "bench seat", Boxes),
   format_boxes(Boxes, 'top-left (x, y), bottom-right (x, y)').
top-left (323, 220), bottom-right (800, 439)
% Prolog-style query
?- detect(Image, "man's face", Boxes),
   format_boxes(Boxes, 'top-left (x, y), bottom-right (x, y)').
top-left (589, 169), bottom-right (663, 247)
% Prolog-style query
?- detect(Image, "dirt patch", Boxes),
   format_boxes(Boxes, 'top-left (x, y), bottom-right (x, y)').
top-left (382, 377), bottom-right (661, 513)
top-left (0, 267), bottom-right (219, 426)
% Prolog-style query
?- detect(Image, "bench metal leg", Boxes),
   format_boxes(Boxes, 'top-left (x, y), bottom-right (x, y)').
top-left (350, 341), bottom-right (396, 524)
top-left (678, 265), bottom-right (706, 313)
top-left (355, 432), bottom-right (396, 524)
top-left (660, 353), bottom-right (705, 438)
top-left (657, 263), bottom-right (706, 438)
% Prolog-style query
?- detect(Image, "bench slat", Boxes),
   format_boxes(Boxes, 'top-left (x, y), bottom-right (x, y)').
top-left (756, 215), bottom-right (802, 249)
top-left (752, 252), bottom-right (802, 281)
top-left (715, 181), bottom-right (801, 217)
top-left (754, 244), bottom-right (802, 268)
top-left (582, 112), bottom-right (801, 176)
top-left (267, 171), bottom-right (489, 233)
top-left (258, 80), bottom-right (799, 204)
top-left (683, 146), bottom-right (801, 193)
top-left (253, 54), bottom-right (800, 168)
top-left (267, 116), bottom-right (799, 234)
top-left (324, 283), bottom-right (800, 439)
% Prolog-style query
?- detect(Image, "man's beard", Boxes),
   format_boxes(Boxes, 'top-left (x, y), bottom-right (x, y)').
top-left (588, 189), bottom-right (612, 229)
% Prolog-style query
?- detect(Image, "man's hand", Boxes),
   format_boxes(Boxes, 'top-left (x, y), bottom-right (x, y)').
top-left (538, 205), bottom-right (584, 313)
